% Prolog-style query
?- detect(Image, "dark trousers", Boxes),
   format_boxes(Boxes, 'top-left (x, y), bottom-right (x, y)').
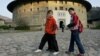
top-left (39, 33), bottom-right (59, 52)
top-left (68, 30), bottom-right (85, 54)
top-left (62, 28), bottom-right (64, 32)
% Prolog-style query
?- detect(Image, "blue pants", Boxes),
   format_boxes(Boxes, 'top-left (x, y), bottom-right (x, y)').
top-left (68, 30), bottom-right (85, 54)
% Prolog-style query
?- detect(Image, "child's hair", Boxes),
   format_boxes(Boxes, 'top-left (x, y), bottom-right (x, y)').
top-left (47, 10), bottom-right (53, 15)
top-left (68, 8), bottom-right (75, 11)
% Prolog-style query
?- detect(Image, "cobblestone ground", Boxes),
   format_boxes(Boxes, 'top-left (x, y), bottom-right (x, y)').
top-left (0, 29), bottom-right (100, 56)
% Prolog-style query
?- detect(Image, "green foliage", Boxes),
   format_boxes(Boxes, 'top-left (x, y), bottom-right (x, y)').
top-left (0, 25), bottom-right (11, 30)
top-left (15, 26), bottom-right (30, 30)
top-left (91, 24), bottom-right (100, 29)
top-left (95, 24), bottom-right (100, 29)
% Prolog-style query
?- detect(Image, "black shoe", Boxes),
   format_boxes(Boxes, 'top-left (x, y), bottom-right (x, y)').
top-left (65, 51), bottom-right (70, 54)
top-left (65, 51), bottom-right (74, 54)
top-left (46, 49), bottom-right (55, 52)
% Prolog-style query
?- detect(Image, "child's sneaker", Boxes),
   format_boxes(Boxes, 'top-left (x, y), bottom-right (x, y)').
top-left (53, 52), bottom-right (59, 55)
top-left (34, 49), bottom-right (42, 53)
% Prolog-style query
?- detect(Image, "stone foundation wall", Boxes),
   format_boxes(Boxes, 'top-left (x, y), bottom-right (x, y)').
top-left (13, 1), bottom-right (87, 30)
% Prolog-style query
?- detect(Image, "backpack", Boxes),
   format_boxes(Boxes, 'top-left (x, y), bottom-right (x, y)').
top-left (78, 20), bottom-right (83, 33)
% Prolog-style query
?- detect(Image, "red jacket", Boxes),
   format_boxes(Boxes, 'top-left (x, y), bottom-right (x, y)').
top-left (72, 13), bottom-right (78, 27)
top-left (71, 13), bottom-right (83, 32)
top-left (45, 16), bottom-right (58, 34)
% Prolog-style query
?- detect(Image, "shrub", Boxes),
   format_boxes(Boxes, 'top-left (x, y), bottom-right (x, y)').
top-left (0, 25), bottom-right (10, 30)
top-left (15, 26), bottom-right (30, 30)
top-left (95, 24), bottom-right (100, 29)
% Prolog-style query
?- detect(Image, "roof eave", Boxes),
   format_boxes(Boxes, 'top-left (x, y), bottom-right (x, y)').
top-left (7, 0), bottom-right (92, 12)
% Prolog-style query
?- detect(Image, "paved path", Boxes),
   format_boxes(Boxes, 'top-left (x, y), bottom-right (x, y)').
top-left (0, 29), bottom-right (100, 56)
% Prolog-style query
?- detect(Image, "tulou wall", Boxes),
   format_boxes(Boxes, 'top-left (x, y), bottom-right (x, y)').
top-left (12, 1), bottom-right (87, 30)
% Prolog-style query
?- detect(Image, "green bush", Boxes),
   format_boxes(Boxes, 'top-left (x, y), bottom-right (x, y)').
top-left (15, 26), bottom-right (30, 30)
top-left (0, 25), bottom-right (10, 30)
top-left (92, 24), bottom-right (100, 29)
top-left (95, 24), bottom-right (100, 29)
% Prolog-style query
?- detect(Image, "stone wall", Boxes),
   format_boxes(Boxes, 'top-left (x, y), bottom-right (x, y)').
top-left (13, 1), bottom-right (87, 30)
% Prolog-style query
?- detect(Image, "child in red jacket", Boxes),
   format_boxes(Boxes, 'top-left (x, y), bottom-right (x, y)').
top-left (35, 10), bottom-right (59, 55)
top-left (66, 8), bottom-right (85, 56)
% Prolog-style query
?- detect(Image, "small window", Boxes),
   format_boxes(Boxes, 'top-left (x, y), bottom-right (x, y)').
top-left (37, 1), bottom-right (39, 4)
top-left (30, 8), bottom-right (32, 11)
top-left (65, 8), bottom-right (67, 11)
top-left (61, 1), bottom-right (63, 4)
top-left (23, 3), bottom-right (25, 5)
top-left (65, 1), bottom-right (67, 4)
top-left (55, 1), bottom-right (57, 3)
top-left (55, 7), bottom-right (57, 10)
top-left (73, 2), bottom-right (74, 5)
top-left (37, 8), bottom-right (39, 11)
top-left (60, 6), bottom-right (63, 10)
top-left (31, 2), bottom-right (32, 5)
top-left (78, 4), bottom-right (80, 6)
top-left (46, 1), bottom-right (48, 3)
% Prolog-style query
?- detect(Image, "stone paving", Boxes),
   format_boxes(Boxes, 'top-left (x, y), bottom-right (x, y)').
top-left (0, 29), bottom-right (100, 56)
